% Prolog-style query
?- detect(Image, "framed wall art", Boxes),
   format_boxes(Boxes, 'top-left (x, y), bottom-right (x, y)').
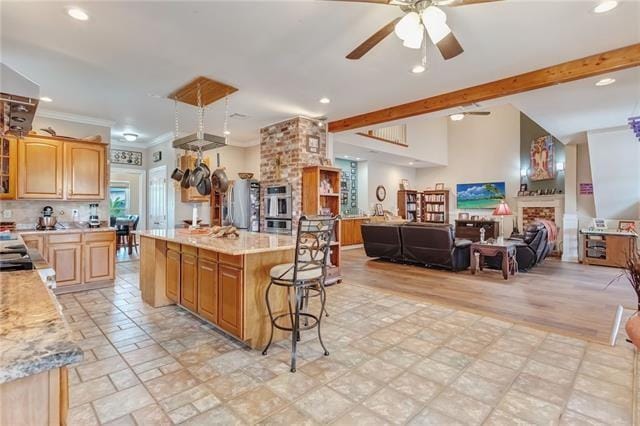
top-left (152, 151), bottom-right (162, 162)
top-left (530, 135), bottom-right (555, 181)
top-left (111, 149), bottom-right (142, 166)
top-left (306, 135), bottom-right (319, 154)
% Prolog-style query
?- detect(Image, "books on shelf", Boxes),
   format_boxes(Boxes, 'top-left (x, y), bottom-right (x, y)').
top-left (423, 193), bottom-right (447, 203)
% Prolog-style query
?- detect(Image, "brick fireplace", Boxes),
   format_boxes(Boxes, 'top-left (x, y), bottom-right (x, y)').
top-left (516, 194), bottom-right (564, 255)
top-left (259, 116), bottom-right (326, 231)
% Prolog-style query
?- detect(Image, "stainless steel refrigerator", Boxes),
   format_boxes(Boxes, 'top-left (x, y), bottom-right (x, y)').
top-left (232, 179), bottom-right (260, 231)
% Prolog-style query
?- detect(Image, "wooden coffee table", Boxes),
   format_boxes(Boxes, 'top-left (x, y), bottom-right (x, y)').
top-left (470, 240), bottom-right (518, 280)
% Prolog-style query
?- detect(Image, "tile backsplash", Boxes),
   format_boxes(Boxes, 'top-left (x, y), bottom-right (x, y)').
top-left (0, 200), bottom-right (110, 227)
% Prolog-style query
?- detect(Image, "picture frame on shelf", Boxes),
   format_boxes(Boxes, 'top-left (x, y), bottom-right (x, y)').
top-left (400, 179), bottom-right (409, 190)
top-left (320, 158), bottom-right (332, 166)
top-left (375, 203), bottom-right (384, 216)
top-left (519, 183), bottom-right (528, 192)
top-left (593, 218), bottom-right (607, 229)
top-left (435, 183), bottom-right (445, 190)
top-left (458, 212), bottom-right (470, 220)
top-left (618, 220), bottom-right (636, 232)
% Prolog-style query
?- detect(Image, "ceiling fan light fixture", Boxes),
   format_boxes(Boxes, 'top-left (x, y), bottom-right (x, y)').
top-left (450, 113), bottom-right (465, 121)
top-left (422, 6), bottom-right (451, 44)
top-left (394, 11), bottom-right (421, 41)
top-left (402, 28), bottom-right (424, 49)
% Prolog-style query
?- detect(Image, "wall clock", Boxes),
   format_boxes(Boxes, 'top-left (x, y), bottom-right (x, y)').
top-left (376, 185), bottom-right (386, 201)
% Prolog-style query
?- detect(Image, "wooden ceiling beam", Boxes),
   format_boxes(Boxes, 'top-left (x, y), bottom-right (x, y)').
top-left (328, 43), bottom-right (640, 133)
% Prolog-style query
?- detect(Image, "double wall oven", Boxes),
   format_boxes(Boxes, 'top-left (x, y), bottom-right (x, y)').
top-left (264, 184), bottom-right (292, 234)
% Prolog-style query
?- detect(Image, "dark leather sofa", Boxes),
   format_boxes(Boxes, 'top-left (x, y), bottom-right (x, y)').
top-left (486, 222), bottom-right (552, 271)
top-left (361, 222), bottom-right (472, 271)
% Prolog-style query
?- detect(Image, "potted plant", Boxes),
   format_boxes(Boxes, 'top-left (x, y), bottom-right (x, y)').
top-left (609, 253), bottom-right (640, 348)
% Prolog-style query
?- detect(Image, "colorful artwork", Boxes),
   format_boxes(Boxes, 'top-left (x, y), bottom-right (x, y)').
top-left (530, 135), bottom-right (555, 181)
top-left (579, 183), bottom-right (593, 195)
top-left (456, 182), bottom-right (506, 209)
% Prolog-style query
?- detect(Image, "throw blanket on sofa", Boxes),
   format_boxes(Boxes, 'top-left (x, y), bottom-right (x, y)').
top-left (537, 219), bottom-right (558, 243)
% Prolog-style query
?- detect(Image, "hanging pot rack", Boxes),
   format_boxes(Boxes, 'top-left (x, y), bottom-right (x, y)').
top-left (168, 76), bottom-right (237, 152)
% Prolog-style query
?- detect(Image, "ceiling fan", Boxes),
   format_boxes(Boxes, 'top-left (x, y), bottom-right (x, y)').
top-left (338, 0), bottom-right (501, 61)
top-left (449, 111), bottom-right (490, 120)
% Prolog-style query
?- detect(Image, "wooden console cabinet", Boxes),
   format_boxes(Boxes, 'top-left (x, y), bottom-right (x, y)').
top-left (455, 219), bottom-right (499, 242)
top-left (340, 217), bottom-right (370, 246)
top-left (582, 231), bottom-right (638, 267)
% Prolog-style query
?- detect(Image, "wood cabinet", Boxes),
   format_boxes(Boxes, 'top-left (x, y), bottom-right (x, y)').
top-left (64, 141), bottom-right (105, 200)
top-left (218, 264), bottom-right (243, 337)
top-left (17, 137), bottom-right (64, 199)
top-left (180, 154), bottom-right (211, 203)
top-left (84, 241), bottom-right (115, 283)
top-left (21, 234), bottom-right (44, 256)
top-left (0, 137), bottom-right (17, 199)
top-left (197, 257), bottom-right (218, 323)
top-left (180, 253), bottom-right (198, 311)
top-left (166, 249), bottom-right (181, 303)
top-left (48, 243), bottom-right (82, 286)
top-left (340, 218), bottom-right (370, 246)
top-left (582, 232), bottom-right (638, 267)
top-left (455, 220), bottom-right (499, 242)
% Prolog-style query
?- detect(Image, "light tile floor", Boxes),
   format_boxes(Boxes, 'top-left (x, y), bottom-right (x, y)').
top-left (61, 261), bottom-right (638, 425)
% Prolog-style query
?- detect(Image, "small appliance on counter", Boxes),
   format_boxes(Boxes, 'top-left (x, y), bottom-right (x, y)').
top-left (89, 203), bottom-right (100, 228)
top-left (36, 206), bottom-right (58, 230)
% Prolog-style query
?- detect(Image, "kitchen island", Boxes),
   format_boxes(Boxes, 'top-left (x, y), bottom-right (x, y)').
top-left (138, 229), bottom-right (297, 349)
top-left (0, 269), bottom-right (83, 425)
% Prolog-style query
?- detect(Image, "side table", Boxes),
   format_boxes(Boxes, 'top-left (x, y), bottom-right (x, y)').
top-left (471, 241), bottom-right (518, 280)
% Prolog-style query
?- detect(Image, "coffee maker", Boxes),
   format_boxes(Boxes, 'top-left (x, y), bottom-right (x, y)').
top-left (89, 203), bottom-right (100, 228)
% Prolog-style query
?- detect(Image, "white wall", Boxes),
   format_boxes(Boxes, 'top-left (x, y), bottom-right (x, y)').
top-left (587, 127), bottom-right (640, 220)
top-left (576, 142), bottom-right (596, 228)
top-left (416, 104), bottom-right (521, 231)
top-left (365, 160), bottom-right (416, 214)
top-left (357, 160), bottom-right (369, 213)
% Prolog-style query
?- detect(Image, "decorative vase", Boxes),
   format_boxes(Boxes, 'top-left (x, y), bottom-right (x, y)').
top-left (625, 313), bottom-right (640, 349)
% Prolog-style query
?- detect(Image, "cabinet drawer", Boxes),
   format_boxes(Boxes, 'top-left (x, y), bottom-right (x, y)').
top-left (48, 233), bottom-right (82, 244)
top-left (182, 245), bottom-right (197, 256)
top-left (219, 253), bottom-right (243, 268)
top-left (198, 248), bottom-right (218, 262)
top-left (84, 231), bottom-right (115, 243)
top-left (167, 242), bottom-right (181, 252)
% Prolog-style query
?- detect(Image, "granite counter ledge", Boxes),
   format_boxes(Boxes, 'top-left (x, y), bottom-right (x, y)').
top-left (0, 270), bottom-right (83, 384)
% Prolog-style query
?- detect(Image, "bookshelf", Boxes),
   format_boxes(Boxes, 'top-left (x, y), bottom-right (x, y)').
top-left (302, 165), bottom-right (342, 284)
top-left (397, 190), bottom-right (419, 222)
top-left (421, 190), bottom-right (450, 224)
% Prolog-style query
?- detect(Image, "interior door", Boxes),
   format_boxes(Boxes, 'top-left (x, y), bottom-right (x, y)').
top-left (148, 166), bottom-right (167, 230)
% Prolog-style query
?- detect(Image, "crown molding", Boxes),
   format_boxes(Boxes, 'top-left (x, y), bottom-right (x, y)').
top-left (147, 131), bottom-right (174, 148)
top-left (36, 108), bottom-right (115, 128)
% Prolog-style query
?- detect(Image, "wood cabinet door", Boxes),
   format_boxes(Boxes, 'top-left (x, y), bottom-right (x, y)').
top-left (47, 243), bottom-right (82, 286)
top-left (21, 235), bottom-right (44, 257)
top-left (166, 249), bottom-right (181, 302)
top-left (218, 265), bottom-right (243, 338)
top-left (0, 137), bottom-right (17, 199)
top-left (180, 253), bottom-right (198, 311)
top-left (197, 258), bottom-right (218, 323)
top-left (64, 142), bottom-right (106, 200)
top-left (17, 138), bottom-right (63, 199)
top-left (84, 241), bottom-right (115, 283)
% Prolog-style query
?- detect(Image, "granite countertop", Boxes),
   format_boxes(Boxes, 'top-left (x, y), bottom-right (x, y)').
top-left (18, 226), bottom-right (116, 236)
top-left (137, 229), bottom-right (297, 255)
top-left (341, 216), bottom-right (371, 221)
top-left (0, 271), bottom-right (83, 384)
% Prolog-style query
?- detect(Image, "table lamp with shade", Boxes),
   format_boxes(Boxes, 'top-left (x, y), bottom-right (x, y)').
top-left (492, 199), bottom-right (512, 243)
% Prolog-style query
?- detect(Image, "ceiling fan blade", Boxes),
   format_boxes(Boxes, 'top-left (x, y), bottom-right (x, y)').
top-left (465, 111), bottom-right (491, 115)
top-left (346, 17), bottom-right (401, 60)
top-left (442, 0), bottom-right (502, 6)
top-left (434, 30), bottom-right (464, 60)
top-left (329, 0), bottom-right (392, 4)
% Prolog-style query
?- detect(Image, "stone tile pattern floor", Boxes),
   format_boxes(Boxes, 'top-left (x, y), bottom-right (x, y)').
top-left (61, 261), bottom-right (638, 425)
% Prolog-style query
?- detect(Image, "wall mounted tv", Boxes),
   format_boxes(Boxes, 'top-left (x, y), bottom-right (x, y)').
top-left (456, 182), bottom-right (506, 209)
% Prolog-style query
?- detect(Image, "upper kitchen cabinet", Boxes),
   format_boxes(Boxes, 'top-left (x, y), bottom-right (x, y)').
top-left (64, 141), bottom-right (106, 200)
top-left (17, 136), bottom-right (64, 199)
top-left (0, 137), bottom-right (17, 199)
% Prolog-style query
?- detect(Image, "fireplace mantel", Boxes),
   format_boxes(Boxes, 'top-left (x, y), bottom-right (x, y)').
top-left (515, 194), bottom-right (565, 255)
top-left (515, 194), bottom-right (565, 202)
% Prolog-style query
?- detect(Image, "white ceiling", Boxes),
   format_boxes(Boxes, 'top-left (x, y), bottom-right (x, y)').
top-left (1, 1), bottom-right (639, 148)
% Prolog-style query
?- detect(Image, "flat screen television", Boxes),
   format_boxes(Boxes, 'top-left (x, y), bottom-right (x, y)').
top-left (456, 182), bottom-right (506, 209)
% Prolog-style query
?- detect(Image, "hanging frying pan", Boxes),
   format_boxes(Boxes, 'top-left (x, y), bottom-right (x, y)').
top-left (181, 168), bottom-right (192, 189)
top-left (210, 152), bottom-right (229, 192)
top-left (196, 175), bottom-right (212, 196)
top-left (171, 168), bottom-right (184, 182)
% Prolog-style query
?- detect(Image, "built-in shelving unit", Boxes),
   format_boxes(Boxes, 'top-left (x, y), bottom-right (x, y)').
top-left (397, 190), bottom-right (419, 222)
top-left (421, 190), bottom-right (450, 224)
top-left (582, 232), bottom-right (637, 267)
top-left (302, 165), bottom-right (342, 284)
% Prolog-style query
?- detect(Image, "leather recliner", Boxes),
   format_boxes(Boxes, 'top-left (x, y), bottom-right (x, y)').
top-left (486, 222), bottom-right (551, 271)
top-left (361, 222), bottom-right (472, 271)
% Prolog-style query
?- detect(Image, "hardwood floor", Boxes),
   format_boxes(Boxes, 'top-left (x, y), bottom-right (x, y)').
top-left (341, 249), bottom-right (634, 344)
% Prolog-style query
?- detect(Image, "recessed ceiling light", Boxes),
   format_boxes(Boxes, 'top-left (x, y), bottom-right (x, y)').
top-left (411, 64), bottom-right (426, 74)
top-left (595, 77), bottom-right (616, 86)
top-left (40, 96), bottom-right (53, 103)
top-left (123, 133), bottom-right (138, 142)
top-left (223, 130), bottom-right (231, 136)
top-left (356, 157), bottom-right (361, 160)
top-left (449, 113), bottom-right (465, 121)
top-left (67, 7), bottom-right (89, 21)
top-left (593, 0), bottom-right (618, 13)
top-left (409, 162), bottom-right (414, 165)
top-left (344, 155), bottom-right (350, 158)
top-left (319, 97), bottom-right (331, 104)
